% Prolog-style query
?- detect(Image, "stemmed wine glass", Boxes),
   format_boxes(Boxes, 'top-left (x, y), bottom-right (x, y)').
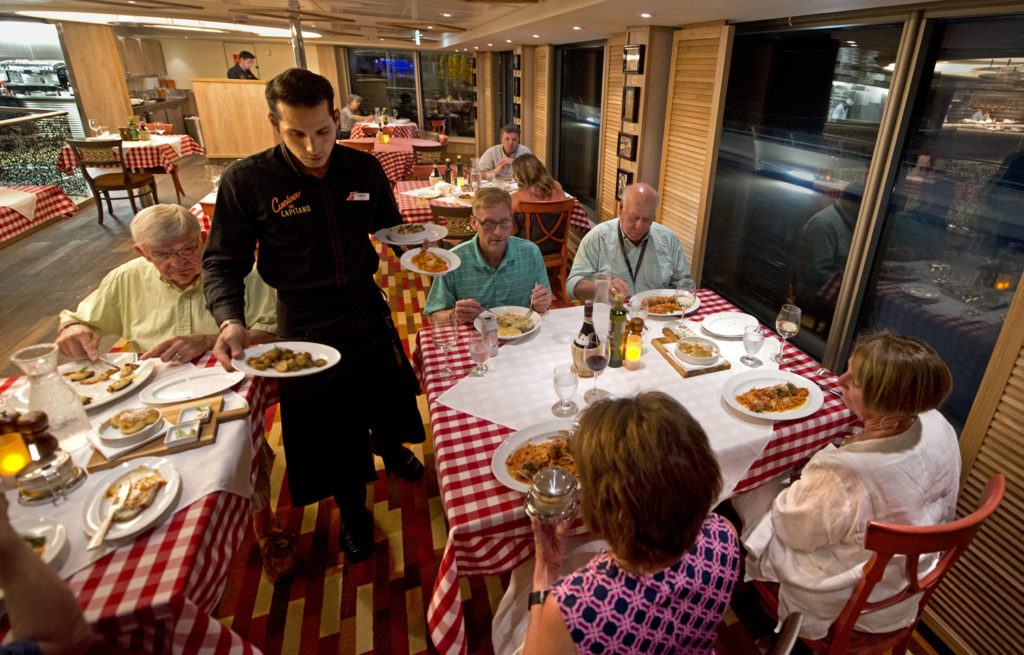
top-left (741, 325), bottom-right (765, 367)
top-left (430, 312), bottom-right (459, 379)
top-left (552, 364), bottom-right (579, 417)
top-left (582, 338), bottom-right (610, 404)
top-left (391, 108), bottom-right (398, 122)
top-left (772, 304), bottom-right (801, 364)
top-left (673, 277), bottom-right (696, 331)
top-left (88, 118), bottom-right (100, 137)
top-left (204, 164), bottom-right (222, 190)
top-left (468, 330), bottom-right (494, 377)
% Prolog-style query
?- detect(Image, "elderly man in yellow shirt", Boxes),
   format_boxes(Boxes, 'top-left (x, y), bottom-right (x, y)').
top-left (55, 204), bottom-right (297, 582)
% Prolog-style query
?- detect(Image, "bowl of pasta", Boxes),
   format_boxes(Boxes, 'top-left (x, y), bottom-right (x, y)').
top-left (675, 337), bottom-right (719, 365)
top-left (484, 306), bottom-right (541, 340)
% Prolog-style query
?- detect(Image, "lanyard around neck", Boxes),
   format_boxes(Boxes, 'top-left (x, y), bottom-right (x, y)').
top-left (617, 227), bottom-right (649, 284)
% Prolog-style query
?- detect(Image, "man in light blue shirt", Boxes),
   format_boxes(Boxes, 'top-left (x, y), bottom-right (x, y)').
top-left (567, 183), bottom-right (692, 301)
top-left (424, 187), bottom-right (551, 324)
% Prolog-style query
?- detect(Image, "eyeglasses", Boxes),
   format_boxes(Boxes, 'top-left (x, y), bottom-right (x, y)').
top-left (150, 243), bottom-right (201, 262)
top-left (479, 219), bottom-right (514, 232)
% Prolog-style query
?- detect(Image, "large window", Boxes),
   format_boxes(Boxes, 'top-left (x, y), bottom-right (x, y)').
top-left (347, 49), bottom-right (416, 120)
top-left (553, 43), bottom-right (603, 206)
top-left (419, 52), bottom-right (476, 138)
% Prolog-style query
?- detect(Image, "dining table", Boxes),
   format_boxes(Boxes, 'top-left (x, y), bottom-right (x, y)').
top-left (0, 352), bottom-right (272, 653)
top-left (413, 289), bottom-right (856, 654)
top-left (393, 180), bottom-right (593, 233)
top-left (0, 186), bottom-right (78, 247)
top-left (349, 122), bottom-right (418, 140)
top-left (338, 137), bottom-right (443, 183)
top-left (57, 134), bottom-right (205, 204)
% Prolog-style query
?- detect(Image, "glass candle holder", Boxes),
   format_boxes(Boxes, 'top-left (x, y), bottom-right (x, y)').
top-left (624, 334), bottom-right (643, 370)
top-left (0, 432), bottom-right (31, 490)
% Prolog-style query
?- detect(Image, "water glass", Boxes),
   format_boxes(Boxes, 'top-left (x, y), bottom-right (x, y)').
top-left (204, 164), bottom-right (223, 190)
top-left (551, 364), bottom-right (579, 417)
top-left (741, 325), bottom-right (764, 367)
top-left (628, 297), bottom-right (649, 323)
top-left (468, 332), bottom-right (491, 377)
top-left (430, 312), bottom-right (459, 379)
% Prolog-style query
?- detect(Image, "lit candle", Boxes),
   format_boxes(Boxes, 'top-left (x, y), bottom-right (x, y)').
top-left (0, 432), bottom-right (31, 490)
top-left (624, 334), bottom-right (643, 370)
top-left (383, 134), bottom-right (390, 143)
top-left (995, 274), bottom-right (1012, 290)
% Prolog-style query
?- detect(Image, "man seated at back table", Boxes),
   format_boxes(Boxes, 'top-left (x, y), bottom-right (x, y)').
top-left (55, 204), bottom-right (298, 582)
top-left (477, 123), bottom-right (532, 179)
top-left (567, 182), bottom-right (692, 301)
top-left (423, 187), bottom-right (552, 324)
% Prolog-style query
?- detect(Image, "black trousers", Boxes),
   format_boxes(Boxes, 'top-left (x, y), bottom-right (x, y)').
top-left (275, 283), bottom-right (424, 508)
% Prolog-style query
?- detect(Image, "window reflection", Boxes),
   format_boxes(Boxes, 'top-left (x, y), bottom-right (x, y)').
top-left (347, 49), bottom-right (417, 122)
top-left (419, 52), bottom-right (476, 138)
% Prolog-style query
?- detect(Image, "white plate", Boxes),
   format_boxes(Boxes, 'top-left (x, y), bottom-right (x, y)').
top-left (701, 312), bottom-right (759, 339)
top-left (10, 516), bottom-right (66, 566)
top-left (373, 223), bottom-right (448, 246)
top-left (98, 415), bottom-right (168, 447)
top-left (631, 289), bottom-right (701, 317)
top-left (722, 370), bottom-right (825, 421)
top-left (482, 305), bottom-right (541, 341)
top-left (233, 342), bottom-right (341, 378)
top-left (10, 355), bottom-right (155, 413)
top-left (400, 247), bottom-right (461, 277)
top-left (81, 457), bottom-right (181, 541)
top-left (491, 419), bottom-right (574, 493)
top-left (139, 368), bottom-right (245, 404)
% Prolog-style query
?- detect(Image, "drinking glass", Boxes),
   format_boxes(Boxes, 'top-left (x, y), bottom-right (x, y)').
top-left (628, 296), bottom-right (649, 323)
top-left (772, 304), bottom-right (801, 364)
top-left (204, 164), bottom-right (223, 190)
top-left (551, 364), bottom-right (579, 417)
top-left (582, 338), bottom-right (610, 403)
top-left (152, 126), bottom-right (166, 136)
top-left (675, 278), bottom-right (696, 312)
top-left (88, 118), bottom-right (99, 137)
top-left (468, 331), bottom-right (491, 377)
top-left (430, 312), bottom-right (459, 379)
top-left (391, 108), bottom-right (398, 121)
top-left (741, 325), bottom-right (764, 367)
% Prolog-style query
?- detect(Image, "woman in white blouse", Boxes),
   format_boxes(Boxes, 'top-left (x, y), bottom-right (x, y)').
top-left (733, 331), bottom-right (960, 639)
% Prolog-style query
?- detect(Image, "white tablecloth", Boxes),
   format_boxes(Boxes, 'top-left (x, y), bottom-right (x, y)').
top-left (123, 134), bottom-right (183, 157)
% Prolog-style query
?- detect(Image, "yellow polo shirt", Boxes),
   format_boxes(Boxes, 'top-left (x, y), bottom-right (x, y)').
top-left (60, 257), bottom-right (277, 352)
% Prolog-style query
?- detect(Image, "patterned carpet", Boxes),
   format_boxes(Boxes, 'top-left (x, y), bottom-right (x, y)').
top-left (213, 242), bottom-right (951, 655)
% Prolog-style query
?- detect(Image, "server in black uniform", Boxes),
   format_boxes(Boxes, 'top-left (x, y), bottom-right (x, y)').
top-left (203, 68), bottom-right (425, 563)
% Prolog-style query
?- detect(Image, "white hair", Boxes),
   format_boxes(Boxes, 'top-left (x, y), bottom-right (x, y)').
top-left (129, 204), bottom-right (200, 247)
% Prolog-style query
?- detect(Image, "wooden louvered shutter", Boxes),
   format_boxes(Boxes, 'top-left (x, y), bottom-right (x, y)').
top-left (532, 46), bottom-right (551, 166)
top-left (656, 23), bottom-right (733, 283)
top-left (598, 34), bottom-right (627, 222)
top-left (925, 286), bottom-right (1024, 653)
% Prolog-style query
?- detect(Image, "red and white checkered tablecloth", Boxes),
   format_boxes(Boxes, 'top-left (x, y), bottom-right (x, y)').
top-left (58, 135), bottom-right (205, 174)
top-left (350, 122), bottom-right (418, 140)
top-left (0, 186), bottom-right (78, 245)
top-left (394, 181), bottom-right (592, 233)
top-left (0, 352), bottom-right (272, 653)
top-left (189, 203), bottom-right (212, 233)
top-left (339, 138), bottom-right (446, 183)
top-left (416, 290), bottom-right (854, 655)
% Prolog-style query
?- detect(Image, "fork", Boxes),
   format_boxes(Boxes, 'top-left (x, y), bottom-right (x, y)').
top-left (808, 367), bottom-right (843, 398)
top-left (524, 298), bottom-right (537, 323)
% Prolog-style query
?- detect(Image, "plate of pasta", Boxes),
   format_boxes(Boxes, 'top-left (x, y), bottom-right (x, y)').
top-left (400, 247), bottom-right (461, 277)
top-left (483, 306), bottom-right (541, 340)
top-left (492, 419), bottom-right (576, 493)
top-left (722, 370), bottom-right (824, 421)
top-left (630, 289), bottom-right (700, 317)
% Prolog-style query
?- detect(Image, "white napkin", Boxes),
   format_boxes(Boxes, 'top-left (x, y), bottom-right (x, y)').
top-left (86, 420), bottom-right (168, 461)
top-left (150, 134), bottom-right (183, 156)
top-left (0, 187), bottom-right (37, 221)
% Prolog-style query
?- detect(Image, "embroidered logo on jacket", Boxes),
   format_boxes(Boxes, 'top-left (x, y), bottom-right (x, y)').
top-left (272, 191), bottom-right (312, 217)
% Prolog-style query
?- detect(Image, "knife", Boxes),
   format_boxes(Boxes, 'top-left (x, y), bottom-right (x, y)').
top-left (88, 481), bottom-right (131, 550)
top-left (801, 375), bottom-right (844, 399)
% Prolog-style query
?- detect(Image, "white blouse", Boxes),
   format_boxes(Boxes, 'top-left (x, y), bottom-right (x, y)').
top-left (738, 409), bottom-right (961, 639)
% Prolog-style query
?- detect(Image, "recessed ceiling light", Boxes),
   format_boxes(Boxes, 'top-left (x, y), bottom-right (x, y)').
top-left (487, 43), bottom-right (493, 46)
top-left (442, 12), bottom-right (451, 17)
top-left (572, 26), bottom-right (582, 30)
top-left (640, 12), bottom-right (652, 18)
top-left (427, 25), bottom-right (433, 29)
top-left (532, 34), bottom-right (540, 38)
top-left (506, 39), bottom-right (512, 43)
top-left (473, 46), bottom-right (478, 49)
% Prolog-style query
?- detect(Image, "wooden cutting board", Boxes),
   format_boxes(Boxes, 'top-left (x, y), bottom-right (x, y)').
top-left (86, 395), bottom-right (248, 472)
top-left (651, 328), bottom-right (732, 379)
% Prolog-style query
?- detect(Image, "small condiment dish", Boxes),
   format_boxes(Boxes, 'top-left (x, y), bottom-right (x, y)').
top-left (675, 337), bottom-right (720, 365)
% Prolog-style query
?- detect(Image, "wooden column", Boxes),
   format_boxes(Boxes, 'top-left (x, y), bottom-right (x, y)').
top-left (58, 22), bottom-right (131, 133)
top-left (191, 79), bottom-right (276, 158)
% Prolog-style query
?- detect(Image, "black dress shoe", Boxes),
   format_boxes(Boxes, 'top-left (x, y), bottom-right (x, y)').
top-left (338, 507), bottom-right (374, 563)
top-left (382, 447), bottom-right (425, 481)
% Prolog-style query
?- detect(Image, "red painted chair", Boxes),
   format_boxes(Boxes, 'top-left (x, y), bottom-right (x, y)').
top-left (753, 474), bottom-right (1005, 655)
top-left (517, 198), bottom-right (576, 302)
top-left (430, 119), bottom-right (447, 135)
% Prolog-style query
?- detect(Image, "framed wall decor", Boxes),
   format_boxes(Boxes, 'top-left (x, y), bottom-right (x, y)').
top-left (616, 169), bottom-right (634, 200)
top-left (622, 86), bottom-right (639, 123)
top-left (514, 54), bottom-right (521, 70)
top-left (513, 103), bottom-right (521, 119)
top-left (617, 132), bottom-right (637, 161)
top-left (623, 45), bottom-right (645, 74)
top-left (514, 76), bottom-right (521, 98)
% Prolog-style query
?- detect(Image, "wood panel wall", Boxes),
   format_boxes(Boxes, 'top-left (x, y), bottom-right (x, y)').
top-left (476, 52), bottom-right (494, 155)
top-left (656, 23), bottom-right (733, 283)
top-left (308, 45), bottom-right (341, 107)
top-left (923, 271), bottom-right (1024, 653)
top-left (58, 22), bottom-right (131, 133)
top-left (191, 79), bottom-right (276, 158)
top-left (532, 46), bottom-right (552, 166)
top-left (598, 33), bottom-right (627, 222)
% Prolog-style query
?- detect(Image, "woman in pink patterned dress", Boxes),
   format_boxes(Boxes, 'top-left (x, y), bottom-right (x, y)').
top-left (521, 392), bottom-right (740, 654)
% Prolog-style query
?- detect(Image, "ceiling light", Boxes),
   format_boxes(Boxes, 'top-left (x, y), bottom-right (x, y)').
top-left (506, 39), bottom-right (512, 43)
top-left (442, 12), bottom-right (452, 17)
top-left (640, 12), bottom-right (652, 18)
top-left (572, 26), bottom-right (582, 30)
top-left (427, 25), bottom-right (434, 29)
top-left (487, 43), bottom-right (493, 46)
top-left (473, 46), bottom-right (478, 50)
top-left (16, 10), bottom-right (319, 37)
top-left (532, 34), bottom-right (540, 38)
top-left (144, 24), bottom-right (225, 33)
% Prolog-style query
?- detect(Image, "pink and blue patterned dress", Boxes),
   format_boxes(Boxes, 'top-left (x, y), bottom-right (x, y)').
top-left (550, 513), bottom-right (739, 653)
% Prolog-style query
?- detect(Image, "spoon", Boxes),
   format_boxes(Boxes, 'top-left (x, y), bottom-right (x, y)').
top-left (88, 481), bottom-right (130, 550)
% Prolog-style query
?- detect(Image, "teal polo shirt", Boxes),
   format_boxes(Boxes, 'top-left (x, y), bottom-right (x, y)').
top-left (423, 236), bottom-right (551, 314)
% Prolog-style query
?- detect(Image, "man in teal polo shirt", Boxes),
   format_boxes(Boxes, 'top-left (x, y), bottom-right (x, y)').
top-left (423, 187), bottom-right (551, 324)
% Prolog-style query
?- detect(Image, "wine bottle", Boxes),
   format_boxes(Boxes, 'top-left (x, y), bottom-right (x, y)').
top-left (570, 301), bottom-right (597, 378)
top-left (444, 158), bottom-right (452, 184)
top-left (608, 292), bottom-right (627, 368)
top-left (127, 117), bottom-right (139, 141)
top-left (457, 155), bottom-right (464, 180)
top-left (429, 164), bottom-right (441, 187)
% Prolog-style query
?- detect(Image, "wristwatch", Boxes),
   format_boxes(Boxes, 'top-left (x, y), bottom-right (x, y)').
top-left (218, 318), bottom-right (246, 332)
top-left (528, 590), bottom-right (549, 609)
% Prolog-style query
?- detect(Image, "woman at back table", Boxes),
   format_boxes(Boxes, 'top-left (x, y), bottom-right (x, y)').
top-left (510, 155), bottom-right (564, 211)
top-left (492, 392), bottom-right (740, 654)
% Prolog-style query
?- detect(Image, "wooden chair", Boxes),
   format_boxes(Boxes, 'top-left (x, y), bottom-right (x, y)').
top-left (430, 119), bottom-right (447, 135)
top-left (361, 125), bottom-right (379, 136)
top-left (417, 129), bottom-right (441, 142)
top-left (339, 140), bottom-right (375, 153)
top-left (768, 613), bottom-right (804, 655)
top-left (413, 143), bottom-right (445, 164)
top-left (516, 198), bottom-right (576, 301)
top-left (429, 204), bottom-right (475, 247)
top-left (753, 474), bottom-right (1005, 655)
top-left (144, 122), bottom-right (173, 134)
top-left (382, 125), bottom-right (395, 136)
top-left (66, 138), bottom-right (158, 224)
top-left (405, 164), bottom-right (435, 181)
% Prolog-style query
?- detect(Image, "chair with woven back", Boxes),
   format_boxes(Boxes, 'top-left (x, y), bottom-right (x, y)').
top-left (429, 204), bottom-right (475, 247)
top-left (340, 140), bottom-right (375, 153)
top-left (144, 122), bottom-right (174, 134)
top-left (752, 473), bottom-right (1006, 655)
top-left (417, 129), bottom-right (441, 142)
top-left (515, 198), bottom-right (576, 301)
top-left (413, 143), bottom-right (446, 165)
top-left (382, 125), bottom-right (395, 136)
top-left (405, 164), bottom-right (435, 181)
top-left (361, 125), bottom-right (379, 137)
top-left (66, 138), bottom-right (159, 224)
